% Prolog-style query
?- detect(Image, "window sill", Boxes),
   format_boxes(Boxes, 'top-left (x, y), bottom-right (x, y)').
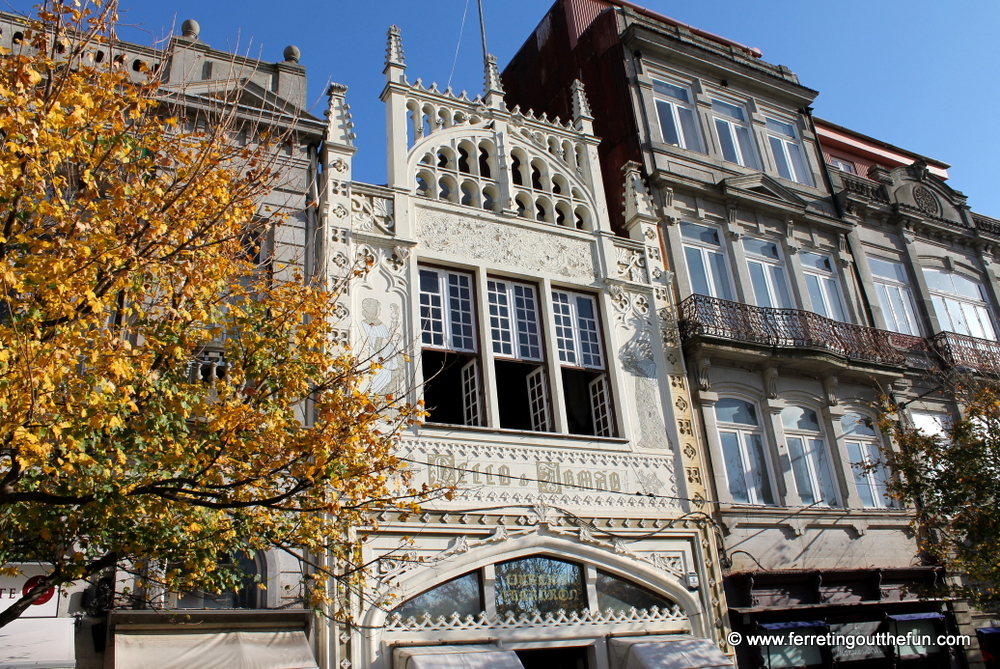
top-left (418, 422), bottom-right (629, 446)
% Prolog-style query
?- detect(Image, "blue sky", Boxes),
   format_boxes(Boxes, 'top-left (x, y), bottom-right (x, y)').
top-left (8, 1), bottom-right (1000, 216)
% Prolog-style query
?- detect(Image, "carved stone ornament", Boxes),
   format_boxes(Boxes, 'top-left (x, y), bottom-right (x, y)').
top-left (352, 193), bottom-right (395, 233)
top-left (616, 246), bottom-right (649, 284)
top-left (416, 210), bottom-right (596, 281)
top-left (913, 185), bottom-right (940, 217)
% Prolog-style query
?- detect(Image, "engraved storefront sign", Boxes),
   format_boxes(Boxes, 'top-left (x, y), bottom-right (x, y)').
top-left (426, 453), bottom-right (624, 494)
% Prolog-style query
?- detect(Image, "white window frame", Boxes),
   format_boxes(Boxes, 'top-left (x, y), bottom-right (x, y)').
top-left (487, 279), bottom-right (542, 361)
top-left (869, 257), bottom-right (921, 336)
top-left (551, 290), bottom-right (604, 369)
top-left (828, 156), bottom-right (856, 174)
top-left (681, 222), bottom-right (734, 301)
top-left (419, 268), bottom-right (477, 352)
top-left (765, 117), bottom-right (813, 186)
top-left (744, 237), bottom-right (794, 309)
top-left (922, 266), bottom-right (997, 341)
top-left (652, 78), bottom-right (702, 152)
top-left (800, 251), bottom-right (848, 321)
top-left (710, 99), bottom-right (758, 169)
top-left (782, 406), bottom-right (839, 507)
top-left (715, 398), bottom-right (774, 506)
top-left (842, 412), bottom-right (894, 509)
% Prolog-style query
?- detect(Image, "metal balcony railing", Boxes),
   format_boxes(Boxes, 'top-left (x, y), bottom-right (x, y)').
top-left (930, 331), bottom-right (1000, 376)
top-left (678, 295), bottom-right (905, 365)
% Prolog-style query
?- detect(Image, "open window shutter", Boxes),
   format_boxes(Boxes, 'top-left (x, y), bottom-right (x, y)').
top-left (589, 374), bottom-right (613, 437)
top-left (526, 366), bottom-right (551, 432)
top-left (461, 359), bottom-right (482, 426)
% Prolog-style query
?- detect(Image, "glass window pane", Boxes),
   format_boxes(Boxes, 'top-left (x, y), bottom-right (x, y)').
top-left (952, 273), bottom-right (984, 300)
top-left (960, 301), bottom-right (988, 340)
top-left (394, 572), bottom-right (483, 621)
top-left (513, 284), bottom-right (541, 359)
top-left (685, 246), bottom-right (712, 297)
top-left (595, 571), bottom-right (673, 614)
top-left (712, 99), bottom-right (745, 121)
top-left (656, 100), bottom-right (680, 146)
top-left (788, 436), bottom-right (816, 505)
top-left (766, 118), bottom-right (795, 137)
top-left (782, 406), bottom-right (821, 431)
top-left (922, 267), bottom-right (952, 293)
top-left (744, 238), bottom-right (779, 259)
top-left (448, 273), bottom-right (476, 351)
top-left (747, 434), bottom-right (774, 505)
top-left (720, 431), bottom-right (749, 503)
top-left (869, 442), bottom-right (892, 507)
top-left (823, 277), bottom-right (848, 322)
top-left (769, 136), bottom-right (792, 180)
top-left (653, 79), bottom-right (688, 102)
top-left (419, 269), bottom-right (445, 347)
top-left (848, 441), bottom-right (876, 508)
top-left (811, 438), bottom-right (838, 506)
top-left (770, 265), bottom-right (793, 309)
top-left (488, 280), bottom-right (514, 356)
top-left (716, 118), bottom-right (740, 164)
top-left (681, 222), bottom-right (721, 245)
top-left (551, 291), bottom-right (577, 364)
top-left (869, 257), bottom-right (908, 283)
top-left (748, 261), bottom-right (773, 307)
top-left (800, 252), bottom-right (832, 272)
top-left (678, 107), bottom-right (702, 153)
top-left (716, 398), bottom-right (759, 425)
top-left (736, 125), bottom-right (758, 169)
top-left (888, 284), bottom-right (918, 335)
top-left (575, 295), bottom-right (603, 368)
top-left (787, 142), bottom-right (812, 185)
top-left (841, 413), bottom-right (876, 437)
top-left (708, 251), bottom-right (734, 300)
top-left (495, 556), bottom-right (586, 617)
top-left (806, 274), bottom-right (827, 317)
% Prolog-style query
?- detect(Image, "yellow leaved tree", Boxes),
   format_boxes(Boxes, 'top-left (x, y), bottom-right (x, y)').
top-left (0, 1), bottom-right (421, 627)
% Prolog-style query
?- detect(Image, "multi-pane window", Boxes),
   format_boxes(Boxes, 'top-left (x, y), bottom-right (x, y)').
top-left (922, 267), bottom-right (997, 340)
top-left (488, 278), bottom-right (551, 432)
top-left (842, 413), bottom-right (894, 508)
top-left (682, 222), bottom-right (734, 300)
top-left (715, 398), bottom-right (774, 505)
top-left (419, 268), bottom-right (482, 426)
top-left (800, 251), bottom-right (848, 321)
top-left (765, 118), bottom-right (813, 185)
top-left (782, 406), bottom-right (838, 506)
top-left (744, 238), bottom-right (793, 309)
top-left (652, 79), bottom-right (702, 152)
top-left (552, 290), bottom-right (613, 437)
top-left (869, 257), bottom-right (921, 335)
top-left (418, 268), bottom-right (612, 436)
top-left (828, 156), bottom-right (856, 174)
top-left (711, 99), bottom-right (758, 169)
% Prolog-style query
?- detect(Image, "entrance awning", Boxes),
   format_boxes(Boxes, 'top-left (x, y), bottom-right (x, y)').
top-left (0, 617), bottom-right (76, 669)
top-left (393, 645), bottom-right (525, 669)
top-left (113, 629), bottom-right (318, 669)
top-left (609, 635), bottom-right (733, 669)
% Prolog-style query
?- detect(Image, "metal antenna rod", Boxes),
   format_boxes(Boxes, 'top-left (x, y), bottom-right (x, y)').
top-left (477, 0), bottom-right (489, 63)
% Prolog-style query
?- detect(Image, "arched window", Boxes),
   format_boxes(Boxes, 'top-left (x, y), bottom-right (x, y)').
top-left (782, 406), bottom-right (838, 506)
top-left (715, 398), bottom-right (773, 505)
top-left (393, 572), bottom-right (482, 621)
top-left (842, 412), bottom-right (894, 508)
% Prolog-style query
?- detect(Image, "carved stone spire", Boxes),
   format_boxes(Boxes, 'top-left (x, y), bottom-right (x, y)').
top-left (622, 161), bottom-right (657, 230)
top-left (385, 25), bottom-right (405, 70)
top-left (483, 53), bottom-right (504, 108)
top-left (571, 79), bottom-right (592, 122)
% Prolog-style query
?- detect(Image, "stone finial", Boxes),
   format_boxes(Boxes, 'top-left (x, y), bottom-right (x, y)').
top-left (622, 161), bottom-right (657, 228)
top-left (283, 45), bottom-right (300, 63)
top-left (484, 53), bottom-right (504, 96)
top-left (386, 25), bottom-right (405, 68)
top-left (181, 19), bottom-right (200, 39)
top-left (571, 79), bottom-right (592, 121)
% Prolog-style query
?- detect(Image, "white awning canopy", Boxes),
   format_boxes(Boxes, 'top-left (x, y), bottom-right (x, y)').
top-left (393, 645), bottom-right (525, 669)
top-left (609, 635), bottom-right (733, 669)
top-left (113, 628), bottom-right (318, 669)
top-left (0, 617), bottom-right (76, 669)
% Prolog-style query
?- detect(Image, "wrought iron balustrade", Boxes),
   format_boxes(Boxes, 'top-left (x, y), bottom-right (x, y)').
top-left (930, 331), bottom-right (1000, 376)
top-left (679, 295), bottom-right (905, 365)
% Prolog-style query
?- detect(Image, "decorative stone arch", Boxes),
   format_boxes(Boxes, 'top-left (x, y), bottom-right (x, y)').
top-left (363, 529), bottom-right (706, 635)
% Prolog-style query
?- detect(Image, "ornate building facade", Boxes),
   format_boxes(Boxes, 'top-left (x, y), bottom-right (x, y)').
top-left (319, 24), bottom-right (730, 669)
top-left (501, 1), bottom-right (995, 668)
